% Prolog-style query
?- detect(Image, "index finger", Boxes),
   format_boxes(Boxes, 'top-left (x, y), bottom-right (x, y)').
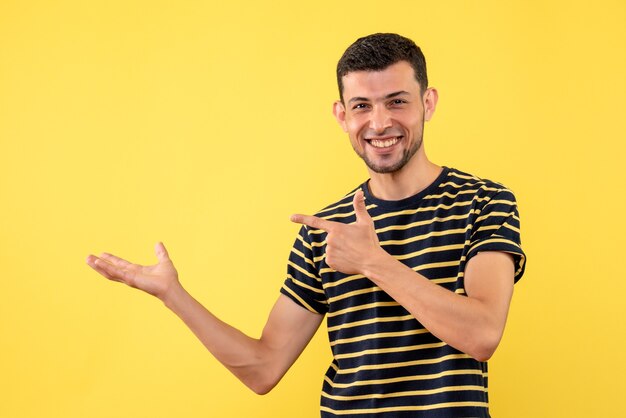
top-left (100, 252), bottom-right (133, 269)
top-left (290, 214), bottom-right (336, 231)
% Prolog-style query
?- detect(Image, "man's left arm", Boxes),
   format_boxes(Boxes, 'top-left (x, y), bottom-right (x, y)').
top-left (291, 189), bottom-right (516, 362)
top-left (364, 248), bottom-right (514, 362)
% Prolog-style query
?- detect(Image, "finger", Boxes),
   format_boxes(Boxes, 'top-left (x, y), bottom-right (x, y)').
top-left (86, 255), bottom-right (120, 281)
top-left (155, 242), bottom-right (171, 263)
top-left (93, 258), bottom-right (132, 283)
top-left (99, 252), bottom-right (133, 269)
top-left (86, 255), bottom-right (109, 277)
top-left (352, 189), bottom-right (372, 224)
top-left (290, 214), bottom-right (335, 231)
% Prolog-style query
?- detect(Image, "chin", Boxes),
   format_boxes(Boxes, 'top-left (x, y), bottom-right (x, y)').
top-left (364, 151), bottom-right (415, 174)
top-left (366, 160), bottom-right (406, 174)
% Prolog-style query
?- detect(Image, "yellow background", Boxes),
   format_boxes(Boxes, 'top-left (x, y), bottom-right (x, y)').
top-left (1, 1), bottom-right (625, 417)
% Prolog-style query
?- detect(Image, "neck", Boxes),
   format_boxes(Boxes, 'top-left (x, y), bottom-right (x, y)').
top-left (366, 146), bottom-right (442, 201)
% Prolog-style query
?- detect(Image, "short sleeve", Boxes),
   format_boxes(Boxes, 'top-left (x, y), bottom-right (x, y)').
top-left (280, 226), bottom-right (329, 314)
top-left (467, 188), bottom-right (526, 282)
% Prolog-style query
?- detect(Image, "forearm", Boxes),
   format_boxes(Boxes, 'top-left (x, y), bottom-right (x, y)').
top-left (87, 245), bottom-right (317, 394)
top-left (161, 283), bottom-right (274, 393)
top-left (363, 252), bottom-right (511, 361)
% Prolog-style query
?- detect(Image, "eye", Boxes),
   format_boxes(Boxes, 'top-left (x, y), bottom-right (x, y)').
top-left (352, 103), bottom-right (369, 110)
top-left (390, 98), bottom-right (407, 106)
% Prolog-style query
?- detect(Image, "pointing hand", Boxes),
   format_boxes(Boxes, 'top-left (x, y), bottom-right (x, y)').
top-left (290, 189), bottom-right (385, 275)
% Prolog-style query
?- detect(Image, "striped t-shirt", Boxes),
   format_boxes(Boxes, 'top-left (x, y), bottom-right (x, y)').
top-left (281, 166), bottom-right (526, 417)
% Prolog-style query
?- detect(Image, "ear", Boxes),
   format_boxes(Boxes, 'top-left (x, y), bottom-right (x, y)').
top-left (333, 100), bottom-right (348, 132)
top-left (423, 88), bottom-right (439, 122)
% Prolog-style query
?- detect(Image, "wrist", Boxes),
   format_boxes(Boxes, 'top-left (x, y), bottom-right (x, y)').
top-left (160, 280), bottom-right (187, 310)
top-left (362, 248), bottom-right (394, 281)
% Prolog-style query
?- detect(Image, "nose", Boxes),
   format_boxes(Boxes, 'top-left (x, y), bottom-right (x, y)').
top-left (369, 105), bottom-right (392, 133)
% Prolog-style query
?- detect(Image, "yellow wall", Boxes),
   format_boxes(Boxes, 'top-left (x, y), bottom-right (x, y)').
top-left (1, 1), bottom-right (624, 416)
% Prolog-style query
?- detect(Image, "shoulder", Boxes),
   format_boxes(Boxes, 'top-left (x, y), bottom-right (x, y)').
top-left (444, 167), bottom-right (517, 203)
top-left (312, 183), bottom-right (365, 223)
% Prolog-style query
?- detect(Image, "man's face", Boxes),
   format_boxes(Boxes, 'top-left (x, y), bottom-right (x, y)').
top-left (333, 61), bottom-right (437, 174)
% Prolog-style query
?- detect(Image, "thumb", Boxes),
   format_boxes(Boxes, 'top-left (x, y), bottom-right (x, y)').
top-left (352, 189), bottom-right (371, 224)
top-left (155, 242), bottom-right (171, 263)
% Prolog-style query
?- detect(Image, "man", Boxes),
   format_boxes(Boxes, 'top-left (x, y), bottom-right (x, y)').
top-left (87, 33), bottom-right (525, 417)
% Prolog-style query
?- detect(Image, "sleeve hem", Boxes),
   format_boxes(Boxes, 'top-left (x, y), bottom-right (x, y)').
top-left (466, 239), bottom-right (526, 283)
top-left (281, 283), bottom-right (328, 314)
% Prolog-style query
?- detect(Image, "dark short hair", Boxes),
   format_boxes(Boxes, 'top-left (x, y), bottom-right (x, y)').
top-left (336, 33), bottom-right (428, 102)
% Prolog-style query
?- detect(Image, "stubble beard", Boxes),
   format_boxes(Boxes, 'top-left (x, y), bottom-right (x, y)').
top-left (362, 135), bottom-right (422, 173)
top-left (356, 123), bottom-right (424, 174)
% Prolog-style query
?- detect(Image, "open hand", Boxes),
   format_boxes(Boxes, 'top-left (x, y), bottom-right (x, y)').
top-left (86, 242), bottom-right (179, 300)
top-left (290, 189), bottom-right (385, 275)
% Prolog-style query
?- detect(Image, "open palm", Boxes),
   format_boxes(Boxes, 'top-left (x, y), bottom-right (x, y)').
top-left (86, 242), bottom-right (179, 300)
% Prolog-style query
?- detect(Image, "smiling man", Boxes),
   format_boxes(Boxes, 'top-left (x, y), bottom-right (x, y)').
top-left (87, 33), bottom-right (525, 417)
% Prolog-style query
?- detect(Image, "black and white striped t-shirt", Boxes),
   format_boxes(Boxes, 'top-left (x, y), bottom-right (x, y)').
top-left (281, 166), bottom-right (526, 417)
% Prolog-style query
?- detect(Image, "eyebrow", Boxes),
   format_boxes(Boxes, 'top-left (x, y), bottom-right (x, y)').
top-left (347, 90), bottom-right (410, 104)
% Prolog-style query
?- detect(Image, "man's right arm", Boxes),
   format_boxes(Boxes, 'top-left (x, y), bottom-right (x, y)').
top-left (86, 242), bottom-right (323, 395)
top-left (162, 289), bottom-right (322, 394)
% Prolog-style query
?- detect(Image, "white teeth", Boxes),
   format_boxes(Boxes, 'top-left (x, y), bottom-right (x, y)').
top-left (369, 137), bottom-right (399, 148)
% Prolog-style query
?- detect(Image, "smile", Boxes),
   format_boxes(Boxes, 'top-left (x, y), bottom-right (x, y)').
top-left (367, 136), bottom-right (402, 148)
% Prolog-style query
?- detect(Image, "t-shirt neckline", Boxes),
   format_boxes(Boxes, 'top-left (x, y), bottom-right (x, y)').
top-left (361, 166), bottom-right (450, 210)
